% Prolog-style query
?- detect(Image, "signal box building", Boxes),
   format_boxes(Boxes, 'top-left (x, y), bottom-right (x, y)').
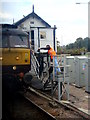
top-left (14, 6), bottom-right (57, 52)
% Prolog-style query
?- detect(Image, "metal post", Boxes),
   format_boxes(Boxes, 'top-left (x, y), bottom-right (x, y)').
top-left (60, 82), bottom-right (62, 99)
top-left (64, 55), bottom-right (66, 81)
top-left (38, 27), bottom-right (40, 48)
top-left (57, 74), bottom-right (63, 101)
top-left (64, 54), bottom-right (70, 100)
top-left (67, 82), bottom-right (69, 100)
top-left (88, 2), bottom-right (90, 52)
top-left (51, 56), bottom-right (55, 96)
top-left (53, 25), bottom-right (57, 51)
top-left (58, 79), bottom-right (61, 101)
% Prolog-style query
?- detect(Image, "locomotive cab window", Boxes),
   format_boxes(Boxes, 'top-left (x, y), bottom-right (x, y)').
top-left (9, 35), bottom-right (29, 48)
top-left (1, 34), bottom-right (29, 48)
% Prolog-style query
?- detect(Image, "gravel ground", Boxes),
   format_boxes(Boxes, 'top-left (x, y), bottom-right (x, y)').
top-left (24, 90), bottom-right (86, 119)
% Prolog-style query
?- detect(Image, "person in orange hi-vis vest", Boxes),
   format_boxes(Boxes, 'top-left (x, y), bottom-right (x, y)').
top-left (46, 45), bottom-right (56, 62)
top-left (38, 45), bottom-right (61, 77)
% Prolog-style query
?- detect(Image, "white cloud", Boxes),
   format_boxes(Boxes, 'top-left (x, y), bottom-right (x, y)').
top-left (57, 23), bottom-right (88, 46)
top-left (0, 12), bottom-right (12, 19)
top-left (0, 11), bottom-right (13, 23)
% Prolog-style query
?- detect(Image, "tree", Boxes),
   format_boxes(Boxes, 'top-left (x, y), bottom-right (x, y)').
top-left (63, 37), bottom-right (89, 55)
top-left (76, 37), bottom-right (83, 49)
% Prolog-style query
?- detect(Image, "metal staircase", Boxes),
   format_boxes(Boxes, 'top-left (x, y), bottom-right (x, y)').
top-left (31, 51), bottom-right (40, 79)
top-left (31, 51), bottom-right (50, 89)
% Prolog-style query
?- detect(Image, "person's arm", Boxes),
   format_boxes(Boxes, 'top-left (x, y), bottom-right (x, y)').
top-left (37, 47), bottom-right (49, 52)
top-left (40, 47), bottom-right (48, 50)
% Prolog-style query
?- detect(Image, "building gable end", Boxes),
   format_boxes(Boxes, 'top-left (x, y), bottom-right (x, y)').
top-left (14, 12), bottom-right (51, 28)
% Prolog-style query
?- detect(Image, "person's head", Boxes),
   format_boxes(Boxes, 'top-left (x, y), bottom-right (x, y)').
top-left (46, 45), bottom-right (50, 50)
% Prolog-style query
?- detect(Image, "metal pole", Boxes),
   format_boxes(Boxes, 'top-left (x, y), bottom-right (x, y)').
top-left (58, 79), bottom-right (61, 101)
top-left (51, 56), bottom-right (55, 96)
top-left (88, 2), bottom-right (90, 52)
top-left (38, 27), bottom-right (40, 48)
top-left (53, 25), bottom-right (57, 51)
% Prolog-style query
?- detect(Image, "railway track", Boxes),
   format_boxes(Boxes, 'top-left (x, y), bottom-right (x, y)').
top-left (21, 86), bottom-right (90, 120)
top-left (3, 92), bottom-right (56, 120)
top-left (3, 83), bottom-right (90, 120)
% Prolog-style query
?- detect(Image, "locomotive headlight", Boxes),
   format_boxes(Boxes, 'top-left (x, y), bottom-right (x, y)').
top-left (16, 56), bottom-right (19, 60)
top-left (0, 57), bottom-right (3, 61)
top-left (13, 66), bottom-right (16, 70)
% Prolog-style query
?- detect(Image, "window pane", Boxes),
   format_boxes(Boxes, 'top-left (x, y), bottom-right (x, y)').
top-left (9, 35), bottom-right (29, 48)
top-left (40, 32), bottom-right (46, 39)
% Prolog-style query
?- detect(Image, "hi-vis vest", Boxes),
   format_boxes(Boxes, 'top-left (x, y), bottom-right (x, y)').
top-left (48, 47), bottom-right (56, 60)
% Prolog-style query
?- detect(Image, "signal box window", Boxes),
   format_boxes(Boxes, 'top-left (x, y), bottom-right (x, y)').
top-left (40, 32), bottom-right (46, 39)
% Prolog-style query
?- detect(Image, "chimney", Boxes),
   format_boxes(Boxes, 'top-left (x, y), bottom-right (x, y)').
top-left (32, 5), bottom-right (34, 13)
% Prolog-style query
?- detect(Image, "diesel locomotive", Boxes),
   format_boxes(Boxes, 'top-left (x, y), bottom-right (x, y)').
top-left (0, 24), bottom-right (31, 92)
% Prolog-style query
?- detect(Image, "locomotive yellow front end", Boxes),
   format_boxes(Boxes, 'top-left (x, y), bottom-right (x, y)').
top-left (1, 28), bottom-right (31, 79)
top-left (1, 25), bottom-right (31, 93)
top-left (2, 48), bottom-right (31, 79)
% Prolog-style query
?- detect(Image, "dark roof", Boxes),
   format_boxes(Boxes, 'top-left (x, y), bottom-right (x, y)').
top-left (2, 28), bottom-right (28, 36)
top-left (14, 12), bottom-right (51, 28)
top-left (0, 24), bottom-right (17, 28)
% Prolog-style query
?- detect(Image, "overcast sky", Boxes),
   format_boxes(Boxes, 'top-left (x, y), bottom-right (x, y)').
top-left (0, 0), bottom-right (89, 46)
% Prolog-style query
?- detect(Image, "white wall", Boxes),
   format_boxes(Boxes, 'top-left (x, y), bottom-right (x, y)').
top-left (40, 28), bottom-right (53, 48)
